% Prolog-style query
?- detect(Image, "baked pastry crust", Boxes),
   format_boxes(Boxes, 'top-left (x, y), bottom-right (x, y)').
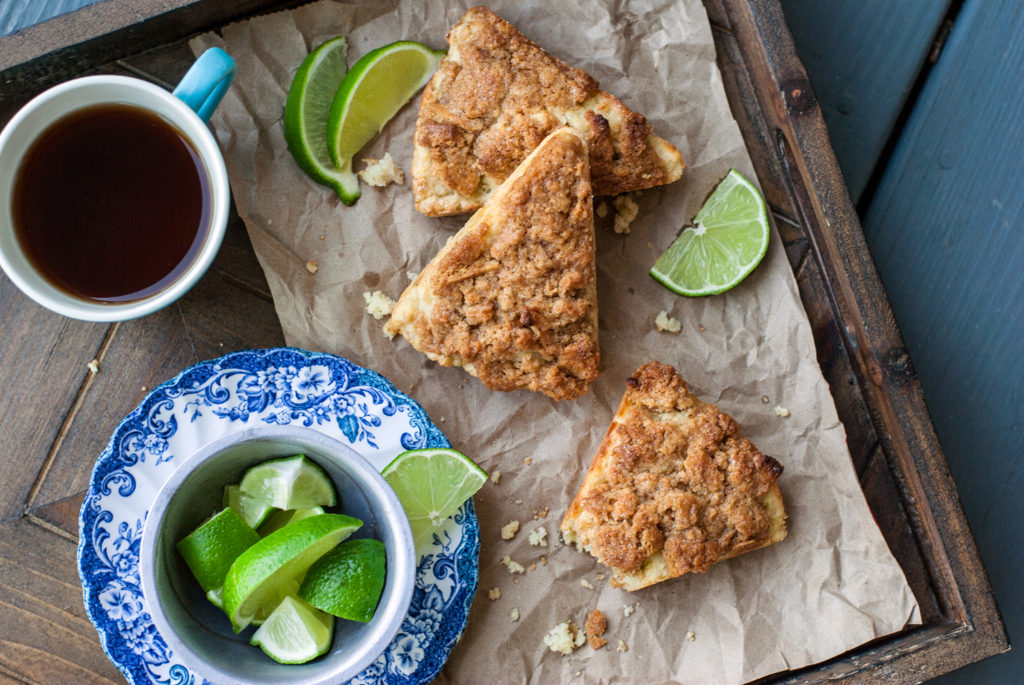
top-left (561, 362), bottom-right (787, 590)
top-left (385, 127), bottom-right (599, 401)
top-left (413, 5), bottom-right (685, 217)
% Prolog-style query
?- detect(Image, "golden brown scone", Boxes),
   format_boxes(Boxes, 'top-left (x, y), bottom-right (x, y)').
top-left (561, 362), bottom-right (787, 590)
top-left (413, 5), bottom-right (684, 216)
top-left (385, 127), bottom-right (599, 401)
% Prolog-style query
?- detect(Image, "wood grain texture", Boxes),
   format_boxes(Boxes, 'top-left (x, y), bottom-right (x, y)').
top-left (778, 0), bottom-right (951, 202)
top-left (863, 1), bottom-right (1024, 680)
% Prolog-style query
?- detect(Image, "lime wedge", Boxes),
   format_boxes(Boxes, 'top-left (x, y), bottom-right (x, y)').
top-left (176, 507), bottom-right (259, 593)
top-left (222, 513), bottom-right (361, 632)
top-left (206, 587), bottom-right (224, 609)
top-left (258, 506), bottom-right (326, 537)
top-left (650, 169), bottom-right (770, 296)
top-left (326, 41), bottom-right (444, 201)
top-left (239, 455), bottom-right (337, 510)
top-left (250, 595), bottom-right (334, 664)
top-left (283, 36), bottom-right (360, 202)
top-left (299, 538), bottom-right (385, 623)
top-left (382, 447), bottom-right (487, 550)
top-left (224, 484), bottom-right (275, 528)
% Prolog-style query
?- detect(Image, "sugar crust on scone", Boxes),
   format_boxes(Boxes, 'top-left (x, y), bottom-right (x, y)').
top-left (561, 362), bottom-right (787, 590)
top-left (385, 127), bottom-right (599, 401)
top-left (412, 6), bottom-right (685, 217)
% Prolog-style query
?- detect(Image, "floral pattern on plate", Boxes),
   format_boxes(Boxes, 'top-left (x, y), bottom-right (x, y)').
top-left (78, 348), bottom-right (479, 684)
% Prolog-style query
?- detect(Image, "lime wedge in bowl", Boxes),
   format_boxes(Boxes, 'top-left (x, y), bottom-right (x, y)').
top-left (221, 512), bottom-right (360, 632)
top-left (299, 538), bottom-right (386, 623)
top-left (176, 507), bottom-right (259, 593)
top-left (650, 169), bottom-right (769, 296)
top-left (326, 40), bottom-right (444, 202)
top-left (239, 454), bottom-right (337, 510)
top-left (250, 595), bottom-right (334, 664)
top-left (382, 447), bottom-right (487, 550)
top-left (283, 36), bottom-right (360, 202)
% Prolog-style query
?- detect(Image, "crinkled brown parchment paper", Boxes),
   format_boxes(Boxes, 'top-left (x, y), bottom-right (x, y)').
top-left (191, 1), bottom-right (920, 682)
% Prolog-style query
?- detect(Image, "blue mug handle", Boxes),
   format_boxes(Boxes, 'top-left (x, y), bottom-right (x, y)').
top-left (172, 48), bottom-right (236, 122)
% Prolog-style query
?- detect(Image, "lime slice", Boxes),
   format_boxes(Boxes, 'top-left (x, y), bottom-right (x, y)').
top-left (299, 538), bottom-right (385, 623)
top-left (650, 169), bottom-right (770, 296)
top-left (224, 484), bottom-right (275, 528)
top-left (239, 455), bottom-right (337, 510)
top-left (250, 595), bottom-right (334, 664)
top-left (258, 506), bottom-right (326, 537)
top-left (176, 507), bottom-right (260, 593)
top-left (382, 447), bottom-right (487, 550)
top-left (222, 513), bottom-right (361, 632)
top-left (326, 41), bottom-right (444, 200)
top-left (283, 36), bottom-right (361, 202)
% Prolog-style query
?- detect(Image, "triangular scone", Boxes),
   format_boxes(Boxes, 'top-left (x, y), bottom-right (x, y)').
top-left (412, 5), bottom-right (685, 217)
top-left (562, 362), bottom-right (787, 590)
top-left (385, 127), bottom-right (599, 401)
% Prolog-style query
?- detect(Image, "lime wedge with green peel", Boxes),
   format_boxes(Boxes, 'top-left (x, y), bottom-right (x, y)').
top-left (224, 484), bottom-right (275, 528)
top-left (176, 507), bottom-right (260, 593)
top-left (239, 454), bottom-right (337, 510)
top-left (650, 169), bottom-right (770, 296)
top-left (283, 36), bottom-right (360, 202)
top-left (258, 506), bottom-right (326, 537)
top-left (222, 513), bottom-right (361, 632)
top-left (299, 538), bottom-right (385, 622)
top-left (382, 447), bottom-right (487, 550)
top-left (250, 595), bottom-right (334, 664)
top-left (326, 41), bottom-right (445, 201)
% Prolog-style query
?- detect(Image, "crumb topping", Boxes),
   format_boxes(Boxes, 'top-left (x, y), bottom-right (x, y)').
top-left (585, 609), bottom-right (607, 649)
top-left (401, 128), bottom-right (599, 400)
top-left (501, 520), bottom-right (520, 540)
top-left (580, 362), bottom-right (783, 577)
top-left (414, 6), bottom-right (682, 214)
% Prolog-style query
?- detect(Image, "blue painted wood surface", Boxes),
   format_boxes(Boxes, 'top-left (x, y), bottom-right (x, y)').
top-left (779, 0), bottom-right (951, 202)
top-left (862, 1), bottom-right (1024, 680)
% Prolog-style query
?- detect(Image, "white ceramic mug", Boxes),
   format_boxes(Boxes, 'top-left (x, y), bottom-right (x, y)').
top-left (0, 48), bottom-right (235, 322)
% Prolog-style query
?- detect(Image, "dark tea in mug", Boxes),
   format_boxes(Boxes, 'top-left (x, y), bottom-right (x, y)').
top-left (11, 103), bottom-right (211, 302)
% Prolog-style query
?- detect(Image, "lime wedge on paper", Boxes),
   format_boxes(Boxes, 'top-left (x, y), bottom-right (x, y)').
top-left (250, 595), bottom-right (334, 664)
top-left (382, 447), bottom-right (487, 550)
top-left (326, 41), bottom-right (444, 201)
top-left (221, 513), bottom-right (360, 632)
top-left (283, 36), bottom-right (360, 202)
top-left (650, 169), bottom-right (770, 296)
top-left (239, 454), bottom-right (337, 510)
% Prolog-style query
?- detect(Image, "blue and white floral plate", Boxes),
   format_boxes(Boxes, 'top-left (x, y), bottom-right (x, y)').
top-left (78, 348), bottom-right (479, 684)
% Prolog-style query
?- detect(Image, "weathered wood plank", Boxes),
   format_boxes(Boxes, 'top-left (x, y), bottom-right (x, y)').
top-left (862, 1), bottom-right (1024, 680)
top-left (779, 0), bottom-right (951, 201)
top-left (0, 277), bottom-right (107, 521)
top-left (27, 307), bottom-right (196, 512)
top-left (0, 518), bottom-right (121, 683)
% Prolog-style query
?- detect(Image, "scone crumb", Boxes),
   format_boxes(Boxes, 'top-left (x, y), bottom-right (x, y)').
top-left (543, 621), bottom-right (585, 655)
top-left (305, 260), bottom-right (319, 274)
top-left (613, 194), bottom-right (640, 233)
top-left (655, 310), bottom-right (682, 333)
top-left (358, 152), bottom-right (405, 187)
top-left (488, 587), bottom-right (501, 600)
top-left (490, 470), bottom-right (502, 484)
top-left (585, 610), bottom-right (608, 649)
top-left (540, 555), bottom-right (548, 566)
top-left (596, 201), bottom-right (609, 218)
top-left (617, 639), bottom-right (628, 652)
top-left (501, 520), bottom-right (520, 540)
top-left (501, 556), bottom-right (525, 574)
top-left (596, 573), bottom-right (606, 581)
top-left (514, 498), bottom-right (522, 505)
top-left (363, 291), bottom-right (396, 320)
top-left (687, 630), bottom-right (696, 642)
top-left (87, 359), bottom-right (100, 375)
top-left (511, 608), bottom-right (521, 622)
top-left (524, 457), bottom-right (533, 465)
top-left (529, 562), bottom-right (537, 571)
top-left (623, 604), bottom-right (636, 618)
top-left (529, 526), bottom-right (548, 547)
top-left (775, 405), bottom-right (791, 418)
top-left (579, 578), bottom-right (594, 590)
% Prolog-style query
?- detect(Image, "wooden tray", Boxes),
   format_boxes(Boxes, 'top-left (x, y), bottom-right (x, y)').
top-left (0, 0), bottom-right (1008, 682)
